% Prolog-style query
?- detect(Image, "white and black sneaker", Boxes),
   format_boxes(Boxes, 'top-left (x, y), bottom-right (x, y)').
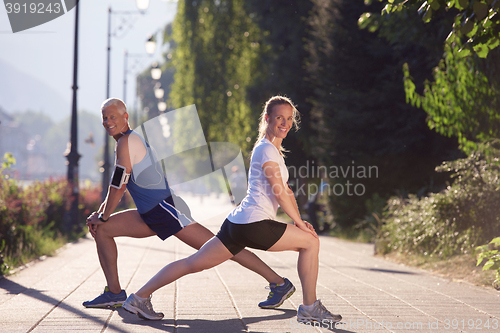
top-left (123, 293), bottom-right (164, 320)
top-left (297, 299), bottom-right (342, 324)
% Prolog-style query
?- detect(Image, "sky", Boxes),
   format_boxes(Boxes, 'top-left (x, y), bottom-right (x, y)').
top-left (0, 0), bottom-right (177, 121)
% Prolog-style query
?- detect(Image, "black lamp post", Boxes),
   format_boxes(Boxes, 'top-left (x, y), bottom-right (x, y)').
top-left (65, 0), bottom-right (81, 232)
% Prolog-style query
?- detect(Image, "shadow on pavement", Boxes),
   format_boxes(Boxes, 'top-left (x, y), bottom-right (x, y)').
top-left (117, 307), bottom-right (298, 332)
top-left (117, 307), bottom-right (358, 333)
top-left (358, 267), bottom-right (418, 275)
top-left (0, 278), bottom-right (130, 333)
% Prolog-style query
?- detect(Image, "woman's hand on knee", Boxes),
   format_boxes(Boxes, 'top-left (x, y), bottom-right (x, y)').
top-left (296, 220), bottom-right (318, 239)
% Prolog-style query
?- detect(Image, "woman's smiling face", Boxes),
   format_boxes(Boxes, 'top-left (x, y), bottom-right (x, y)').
top-left (266, 104), bottom-right (294, 140)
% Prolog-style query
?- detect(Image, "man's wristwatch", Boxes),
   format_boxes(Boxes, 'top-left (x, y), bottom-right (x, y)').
top-left (98, 212), bottom-right (109, 222)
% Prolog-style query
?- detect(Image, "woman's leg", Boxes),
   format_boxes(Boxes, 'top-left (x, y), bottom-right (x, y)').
top-left (135, 236), bottom-right (234, 298)
top-left (175, 223), bottom-right (284, 284)
top-left (267, 224), bottom-right (320, 305)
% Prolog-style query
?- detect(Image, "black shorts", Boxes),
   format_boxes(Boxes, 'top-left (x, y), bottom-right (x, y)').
top-left (140, 194), bottom-right (194, 240)
top-left (216, 219), bottom-right (287, 255)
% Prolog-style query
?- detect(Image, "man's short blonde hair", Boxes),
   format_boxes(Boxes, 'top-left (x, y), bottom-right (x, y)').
top-left (101, 98), bottom-right (127, 115)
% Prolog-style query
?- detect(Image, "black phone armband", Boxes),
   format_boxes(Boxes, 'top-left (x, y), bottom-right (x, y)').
top-left (110, 164), bottom-right (130, 189)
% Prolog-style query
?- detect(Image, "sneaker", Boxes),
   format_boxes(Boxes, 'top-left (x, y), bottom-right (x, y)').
top-left (297, 299), bottom-right (342, 323)
top-left (83, 286), bottom-right (127, 308)
top-left (123, 293), bottom-right (164, 320)
top-left (258, 278), bottom-right (296, 308)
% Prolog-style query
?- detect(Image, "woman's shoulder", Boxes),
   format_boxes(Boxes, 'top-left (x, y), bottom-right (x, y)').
top-left (254, 139), bottom-right (274, 152)
top-left (252, 139), bottom-right (280, 161)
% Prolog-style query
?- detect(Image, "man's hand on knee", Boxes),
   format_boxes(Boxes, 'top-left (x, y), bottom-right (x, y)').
top-left (86, 211), bottom-right (104, 238)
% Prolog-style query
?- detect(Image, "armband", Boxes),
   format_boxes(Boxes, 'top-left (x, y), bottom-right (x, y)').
top-left (110, 164), bottom-right (130, 189)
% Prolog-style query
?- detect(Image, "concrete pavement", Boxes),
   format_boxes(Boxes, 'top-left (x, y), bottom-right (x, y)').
top-left (0, 195), bottom-right (499, 333)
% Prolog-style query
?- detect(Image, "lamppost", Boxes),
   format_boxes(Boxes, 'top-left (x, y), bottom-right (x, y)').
top-left (123, 47), bottom-right (155, 128)
top-left (64, 0), bottom-right (81, 232)
top-left (101, 0), bottom-right (150, 200)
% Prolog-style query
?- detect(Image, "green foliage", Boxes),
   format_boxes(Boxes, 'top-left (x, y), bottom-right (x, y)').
top-left (377, 140), bottom-right (500, 262)
top-left (0, 177), bottom-right (101, 275)
top-left (164, 0), bottom-right (463, 228)
top-left (308, 0), bottom-right (459, 227)
top-left (354, 193), bottom-right (387, 240)
top-left (476, 237), bottom-right (500, 289)
top-left (403, 37), bottom-right (500, 153)
top-left (169, 0), bottom-right (265, 153)
top-left (369, 0), bottom-right (500, 58)
top-left (166, 0), bottom-right (315, 167)
top-left (0, 153), bottom-right (16, 180)
top-left (243, 0), bottom-right (315, 167)
top-left (361, 0), bottom-right (500, 154)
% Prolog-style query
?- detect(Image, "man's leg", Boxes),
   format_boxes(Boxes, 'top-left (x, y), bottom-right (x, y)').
top-left (174, 223), bottom-right (284, 284)
top-left (93, 209), bottom-right (156, 294)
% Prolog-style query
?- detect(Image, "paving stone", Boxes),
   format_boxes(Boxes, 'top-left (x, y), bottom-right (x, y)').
top-left (0, 195), bottom-right (499, 333)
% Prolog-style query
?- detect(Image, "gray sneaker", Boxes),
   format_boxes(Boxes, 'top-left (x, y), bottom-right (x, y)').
top-left (297, 300), bottom-right (342, 324)
top-left (123, 293), bottom-right (164, 320)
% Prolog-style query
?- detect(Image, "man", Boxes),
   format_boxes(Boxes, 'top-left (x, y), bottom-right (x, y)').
top-left (83, 98), bottom-right (295, 311)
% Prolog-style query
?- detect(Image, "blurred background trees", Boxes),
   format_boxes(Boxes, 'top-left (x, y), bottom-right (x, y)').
top-left (2, 0), bottom-right (498, 283)
top-left (132, 0), bottom-right (499, 252)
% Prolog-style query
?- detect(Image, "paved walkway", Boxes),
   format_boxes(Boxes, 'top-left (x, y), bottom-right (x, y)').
top-left (0, 195), bottom-right (499, 333)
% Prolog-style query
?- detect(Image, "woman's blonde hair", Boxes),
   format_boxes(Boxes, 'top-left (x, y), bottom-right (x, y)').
top-left (253, 95), bottom-right (301, 156)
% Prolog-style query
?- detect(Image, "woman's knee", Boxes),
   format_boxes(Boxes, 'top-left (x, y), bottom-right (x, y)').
top-left (304, 233), bottom-right (320, 252)
top-left (184, 256), bottom-right (209, 274)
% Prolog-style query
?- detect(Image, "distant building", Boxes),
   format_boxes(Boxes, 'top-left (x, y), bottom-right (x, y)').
top-left (0, 106), bottom-right (49, 179)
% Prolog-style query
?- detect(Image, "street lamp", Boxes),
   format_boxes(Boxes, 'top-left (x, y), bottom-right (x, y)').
top-left (124, 49), bottom-right (154, 128)
top-left (64, 0), bottom-right (81, 232)
top-left (151, 62), bottom-right (162, 80)
top-left (145, 34), bottom-right (157, 55)
top-left (154, 82), bottom-right (164, 99)
top-left (136, 0), bottom-right (150, 11)
top-left (102, 3), bottom-right (150, 201)
top-left (158, 101), bottom-right (167, 112)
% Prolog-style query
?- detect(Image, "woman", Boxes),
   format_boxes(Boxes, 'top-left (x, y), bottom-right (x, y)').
top-left (123, 96), bottom-right (342, 324)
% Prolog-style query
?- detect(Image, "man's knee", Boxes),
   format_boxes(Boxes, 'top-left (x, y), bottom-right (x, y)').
top-left (94, 223), bottom-right (116, 240)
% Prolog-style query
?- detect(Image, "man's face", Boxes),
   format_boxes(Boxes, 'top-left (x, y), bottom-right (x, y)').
top-left (102, 105), bottom-right (127, 137)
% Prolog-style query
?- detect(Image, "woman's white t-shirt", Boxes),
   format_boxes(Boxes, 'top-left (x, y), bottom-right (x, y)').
top-left (226, 138), bottom-right (289, 224)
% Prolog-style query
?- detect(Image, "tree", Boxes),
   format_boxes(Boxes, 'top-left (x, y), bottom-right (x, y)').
top-left (244, 0), bottom-right (315, 168)
top-left (371, 0), bottom-right (500, 58)
top-left (307, 0), bottom-right (460, 227)
top-left (362, 0), bottom-right (500, 152)
top-left (169, 0), bottom-right (265, 153)
top-left (167, 0), bottom-right (316, 168)
top-left (404, 39), bottom-right (500, 152)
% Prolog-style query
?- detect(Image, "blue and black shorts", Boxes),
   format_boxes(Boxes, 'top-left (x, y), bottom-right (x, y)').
top-left (140, 194), bottom-right (194, 240)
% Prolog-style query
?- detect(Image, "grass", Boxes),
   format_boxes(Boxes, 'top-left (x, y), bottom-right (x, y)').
top-left (326, 227), bottom-right (374, 243)
top-left (2, 226), bottom-right (87, 276)
top-left (380, 251), bottom-right (497, 289)
top-left (275, 210), bottom-right (497, 290)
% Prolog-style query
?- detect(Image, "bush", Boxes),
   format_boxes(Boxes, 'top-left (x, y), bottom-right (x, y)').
top-left (476, 237), bottom-right (500, 290)
top-left (0, 154), bottom-right (102, 275)
top-left (376, 140), bottom-right (500, 259)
